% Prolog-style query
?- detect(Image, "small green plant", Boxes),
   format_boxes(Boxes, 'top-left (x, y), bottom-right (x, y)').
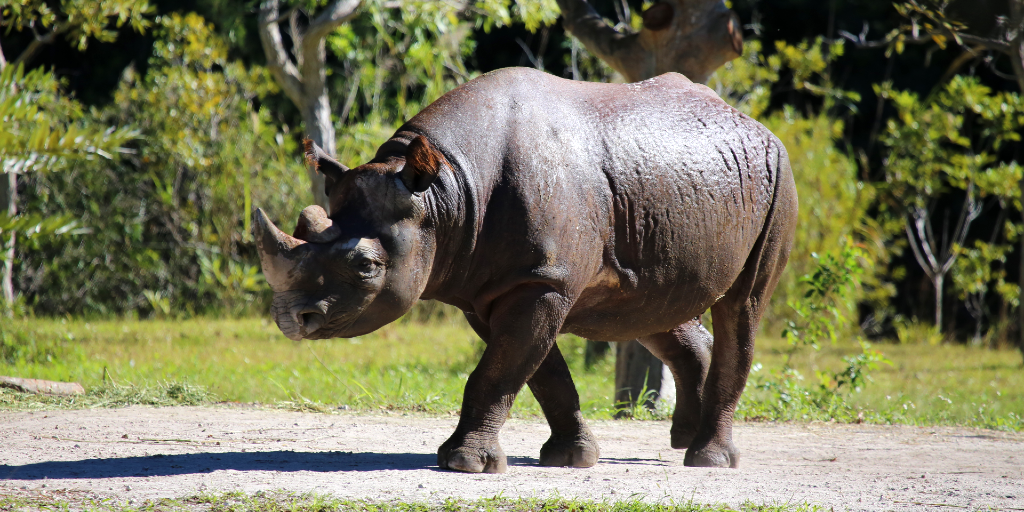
top-left (613, 372), bottom-right (667, 421)
top-left (743, 243), bottom-right (891, 422)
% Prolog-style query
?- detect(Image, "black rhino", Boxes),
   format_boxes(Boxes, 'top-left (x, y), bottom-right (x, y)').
top-left (254, 67), bottom-right (797, 473)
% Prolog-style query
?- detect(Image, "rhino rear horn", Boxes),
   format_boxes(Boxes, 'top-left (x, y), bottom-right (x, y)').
top-left (303, 139), bottom-right (349, 196)
top-left (401, 135), bottom-right (447, 194)
top-left (293, 205), bottom-right (341, 243)
top-left (253, 208), bottom-right (309, 291)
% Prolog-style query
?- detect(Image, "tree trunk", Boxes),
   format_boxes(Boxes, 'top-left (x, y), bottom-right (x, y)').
top-left (614, 340), bottom-right (663, 416)
top-left (257, 0), bottom-right (360, 213)
top-left (556, 0), bottom-right (742, 83)
top-left (0, 171), bottom-right (15, 310)
top-left (300, 54), bottom-right (335, 210)
top-left (933, 273), bottom-right (944, 330)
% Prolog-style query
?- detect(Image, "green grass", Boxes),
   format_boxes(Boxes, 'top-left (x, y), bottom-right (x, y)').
top-left (0, 315), bottom-right (616, 418)
top-left (1, 315), bottom-right (1022, 430)
top-left (737, 335), bottom-right (1024, 430)
top-left (0, 491), bottom-right (835, 512)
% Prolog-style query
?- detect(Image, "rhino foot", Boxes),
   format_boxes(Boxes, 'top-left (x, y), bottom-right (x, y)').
top-left (438, 442), bottom-right (507, 473)
top-left (670, 427), bottom-right (697, 449)
top-left (539, 432), bottom-right (600, 468)
top-left (684, 439), bottom-right (740, 468)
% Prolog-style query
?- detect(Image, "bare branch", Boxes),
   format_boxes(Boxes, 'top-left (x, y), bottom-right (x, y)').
top-left (300, 0), bottom-right (362, 103)
top-left (941, 185), bottom-right (983, 274)
top-left (258, 0), bottom-right (305, 107)
top-left (839, 24), bottom-right (1010, 55)
top-left (515, 38), bottom-right (544, 70)
top-left (909, 210), bottom-right (940, 278)
top-left (555, 0), bottom-right (639, 80)
top-left (957, 33), bottom-right (1012, 54)
top-left (11, 23), bottom-right (68, 69)
top-left (290, 8), bottom-right (304, 69)
top-left (263, 4), bottom-right (300, 26)
top-left (305, 0), bottom-right (362, 43)
top-left (905, 222), bottom-right (935, 279)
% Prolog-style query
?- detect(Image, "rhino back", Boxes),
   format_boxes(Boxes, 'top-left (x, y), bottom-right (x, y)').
top-left (403, 68), bottom-right (784, 336)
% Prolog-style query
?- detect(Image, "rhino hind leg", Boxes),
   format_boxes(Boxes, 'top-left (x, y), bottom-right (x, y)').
top-left (638, 318), bottom-right (713, 450)
top-left (463, 311), bottom-right (599, 468)
top-left (685, 169), bottom-right (797, 469)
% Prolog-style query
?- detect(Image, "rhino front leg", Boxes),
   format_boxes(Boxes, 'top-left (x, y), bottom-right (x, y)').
top-left (464, 311), bottom-right (599, 468)
top-left (638, 318), bottom-right (712, 450)
top-left (439, 285), bottom-right (572, 473)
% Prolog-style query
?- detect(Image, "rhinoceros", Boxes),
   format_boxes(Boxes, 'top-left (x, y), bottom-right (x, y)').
top-left (253, 67), bottom-right (797, 473)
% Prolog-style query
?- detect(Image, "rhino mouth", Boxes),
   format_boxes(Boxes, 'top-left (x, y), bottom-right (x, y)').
top-left (271, 293), bottom-right (356, 341)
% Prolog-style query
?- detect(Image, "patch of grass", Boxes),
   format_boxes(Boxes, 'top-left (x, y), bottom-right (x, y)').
top-left (0, 491), bottom-right (836, 512)
top-left (0, 380), bottom-right (214, 410)
top-left (740, 335), bottom-right (1024, 431)
top-left (1, 315), bottom-right (1022, 430)
top-left (0, 316), bottom-right (617, 418)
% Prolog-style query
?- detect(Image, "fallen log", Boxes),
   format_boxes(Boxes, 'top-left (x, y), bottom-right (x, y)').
top-left (0, 376), bottom-right (84, 395)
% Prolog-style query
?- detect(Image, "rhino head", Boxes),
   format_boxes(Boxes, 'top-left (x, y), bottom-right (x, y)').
top-left (254, 135), bottom-right (446, 340)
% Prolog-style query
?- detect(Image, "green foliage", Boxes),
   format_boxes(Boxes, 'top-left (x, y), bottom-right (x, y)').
top-left (877, 76), bottom-right (1024, 332)
top-left (781, 245), bottom-right (867, 355)
top-left (323, 0), bottom-right (567, 167)
top-left (742, 246), bottom-right (893, 422)
top-left (18, 13), bottom-right (306, 316)
top-left (324, 1), bottom-right (478, 165)
top-left (0, 0), bottom-right (153, 52)
top-left (470, 0), bottom-right (560, 34)
top-left (710, 38), bottom-right (859, 118)
top-left (885, 0), bottom-right (967, 56)
top-left (0, 64), bottom-right (138, 175)
top-left (879, 76), bottom-right (1024, 213)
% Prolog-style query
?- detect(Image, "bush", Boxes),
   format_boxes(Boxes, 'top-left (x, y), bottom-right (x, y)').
top-left (17, 14), bottom-right (308, 317)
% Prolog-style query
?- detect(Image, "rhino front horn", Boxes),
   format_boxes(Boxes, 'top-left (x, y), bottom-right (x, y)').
top-left (253, 208), bottom-right (308, 291)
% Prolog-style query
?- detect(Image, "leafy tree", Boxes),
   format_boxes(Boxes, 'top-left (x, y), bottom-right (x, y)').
top-left (842, 0), bottom-right (1024, 355)
top-left (0, 0), bottom-right (149, 312)
top-left (952, 240), bottom-right (1015, 344)
top-left (878, 76), bottom-right (1024, 331)
top-left (18, 13), bottom-right (305, 316)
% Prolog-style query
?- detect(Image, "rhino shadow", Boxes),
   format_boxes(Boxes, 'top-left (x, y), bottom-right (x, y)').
top-left (0, 450), bottom-right (478, 480)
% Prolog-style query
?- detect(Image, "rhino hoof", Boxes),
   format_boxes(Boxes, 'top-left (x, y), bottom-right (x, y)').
top-left (670, 427), bottom-right (697, 449)
top-left (684, 441), bottom-right (739, 468)
top-left (539, 434), bottom-right (600, 468)
top-left (438, 444), bottom-right (507, 473)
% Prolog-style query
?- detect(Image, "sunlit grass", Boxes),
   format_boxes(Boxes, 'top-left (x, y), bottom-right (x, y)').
top-left (741, 335), bottom-right (1024, 430)
top-left (0, 315), bottom-right (616, 418)
top-left (1, 315), bottom-right (1022, 430)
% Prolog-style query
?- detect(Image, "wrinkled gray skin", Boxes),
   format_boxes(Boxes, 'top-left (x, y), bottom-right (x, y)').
top-left (254, 67), bottom-right (797, 473)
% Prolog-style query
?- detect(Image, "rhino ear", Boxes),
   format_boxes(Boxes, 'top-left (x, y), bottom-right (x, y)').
top-left (401, 135), bottom-right (446, 194)
top-left (303, 139), bottom-right (349, 195)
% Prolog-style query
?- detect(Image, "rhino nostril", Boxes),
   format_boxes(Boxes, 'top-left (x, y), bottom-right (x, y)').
top-left (301, 312), bottom-right (325, 334)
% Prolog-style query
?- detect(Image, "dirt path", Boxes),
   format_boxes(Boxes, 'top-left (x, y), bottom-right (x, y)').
top-left (1, 406), bottom-right (1022, 511)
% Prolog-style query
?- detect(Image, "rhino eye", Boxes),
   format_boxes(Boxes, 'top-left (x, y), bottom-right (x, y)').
top-left (355, 258), bottom-right (380, 278)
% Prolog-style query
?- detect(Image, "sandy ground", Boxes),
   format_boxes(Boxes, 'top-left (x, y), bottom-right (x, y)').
top-left (0, 406), bottom-right (1022, 511)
